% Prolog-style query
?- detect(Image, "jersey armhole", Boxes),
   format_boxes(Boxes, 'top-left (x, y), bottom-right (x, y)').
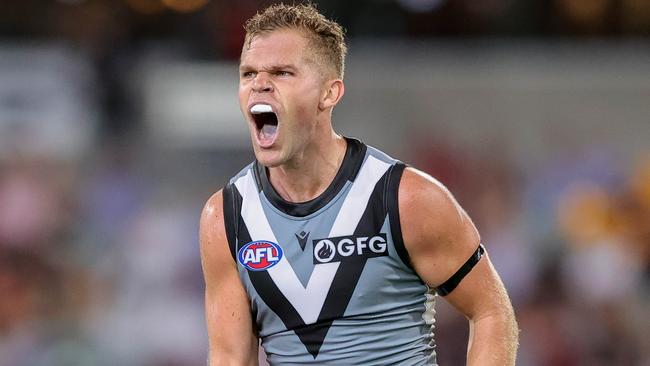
top-left (386, 162), bottom-right (413, 269)
top-left (222, 183), bottom-right (240, 261)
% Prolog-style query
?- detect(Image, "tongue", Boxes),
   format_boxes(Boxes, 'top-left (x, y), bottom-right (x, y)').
top-left (260, 124), bottom-right (277, 140)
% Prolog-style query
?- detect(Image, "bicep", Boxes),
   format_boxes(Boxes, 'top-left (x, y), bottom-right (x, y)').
top-left (200, 191), bottom-right (258, 365)
top-left (399, 168), bottom-right (512, 319)
top-left (399, 168), bottom-right (481, 289)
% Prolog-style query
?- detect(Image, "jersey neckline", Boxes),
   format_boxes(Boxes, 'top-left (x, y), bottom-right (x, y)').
top-left (254, 137), bottom-right (367, 217)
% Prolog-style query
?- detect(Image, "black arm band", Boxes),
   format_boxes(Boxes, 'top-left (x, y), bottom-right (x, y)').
top-left (436, 244), bottom-right (485, 296)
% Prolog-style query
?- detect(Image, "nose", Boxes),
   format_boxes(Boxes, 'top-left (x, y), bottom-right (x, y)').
top-left (252, 72), bottom-right (273, 93)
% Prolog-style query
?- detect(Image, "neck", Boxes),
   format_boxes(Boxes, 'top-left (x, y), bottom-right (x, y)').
top-left (268, 132), bottom-right (347, 203)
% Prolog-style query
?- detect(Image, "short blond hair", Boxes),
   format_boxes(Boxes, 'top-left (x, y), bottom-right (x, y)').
top-left (243, 3), bottom-right (347, 79)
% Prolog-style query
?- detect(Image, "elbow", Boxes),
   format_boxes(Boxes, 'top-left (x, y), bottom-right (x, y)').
top-left (469, 302), bottom-right (520, 348)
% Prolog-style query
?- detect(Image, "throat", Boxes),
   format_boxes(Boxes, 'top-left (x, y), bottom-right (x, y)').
top-left (269, 166), bottom-right (330, 203)
top-left (265, 137), bottom-right (348, 203)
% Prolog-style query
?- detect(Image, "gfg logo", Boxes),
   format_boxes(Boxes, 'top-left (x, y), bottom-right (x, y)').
top-left (238, 241), bottom-right (283, 271)
top-left (313, 234), bottom-right (388, 264)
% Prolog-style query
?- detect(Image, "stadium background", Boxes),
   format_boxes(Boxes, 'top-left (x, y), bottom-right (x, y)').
top-left (1, 0), bottom-right (649, 365)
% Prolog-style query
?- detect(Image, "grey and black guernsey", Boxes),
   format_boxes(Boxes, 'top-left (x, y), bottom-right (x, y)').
top-left (222, 137), bottom-right (438, 365)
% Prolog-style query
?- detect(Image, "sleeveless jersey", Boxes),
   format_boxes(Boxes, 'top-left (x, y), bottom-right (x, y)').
top-left (222, 138), bottom-right (437, 365)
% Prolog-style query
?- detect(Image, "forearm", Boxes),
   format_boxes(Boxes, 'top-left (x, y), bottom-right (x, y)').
top-left (206, 317), bottom-right (259, 366)
top-left (466, 309), bottom-right (519, 366)
top-left (208, 346), bottom-right (259, 366)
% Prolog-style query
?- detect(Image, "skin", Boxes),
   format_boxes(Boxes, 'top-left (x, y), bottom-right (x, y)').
top-left (238, 29), bottom-right (346, 202)
top-left (399, 169), bottom-right (519, 365)
top-left (200, 28), bottom-right (518, 366)
top-left (200, 191), bottom-right (258, 365)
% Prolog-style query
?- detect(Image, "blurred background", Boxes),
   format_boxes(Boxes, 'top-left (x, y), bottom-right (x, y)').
top-left (0, 0), bottom-right (649, 365)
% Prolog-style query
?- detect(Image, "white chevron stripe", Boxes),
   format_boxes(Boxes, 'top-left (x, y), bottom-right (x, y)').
top-left (235, 156), bottom-right (390, 325)
top-left (328, 156), bottom-right (390, 237)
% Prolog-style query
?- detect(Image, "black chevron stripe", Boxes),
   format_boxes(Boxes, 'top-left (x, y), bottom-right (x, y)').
top-left (317, 173), bottom-right (386, 323)
top-left (239, 166), bottom-right (391, 359)
top-left (222, 183), bottom-right (241, 261)
top-left (236, 212), bottom-right (306, 331)
top-left (307, 170), bottom-right (388, 358)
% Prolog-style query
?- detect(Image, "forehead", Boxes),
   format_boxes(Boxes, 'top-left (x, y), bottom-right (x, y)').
top-left (240, 29), bottom-right (311, 67)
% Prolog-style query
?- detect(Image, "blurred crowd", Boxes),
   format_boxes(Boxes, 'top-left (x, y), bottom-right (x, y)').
top-left (1, 0), bottom-right (649, 365)
top-left (0, 147), bottom-right (209, 365)
top-left (1, 126), bottom-right (648, 365)
top-left (411, 138), bottom-right (650, 365)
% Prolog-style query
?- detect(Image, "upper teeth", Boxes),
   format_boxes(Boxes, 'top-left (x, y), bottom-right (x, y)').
top-left (250, 104), bottom-right (273, 114)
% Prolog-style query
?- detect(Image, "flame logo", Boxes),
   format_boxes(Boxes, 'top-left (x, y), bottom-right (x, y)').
top-left (318, 244), bottom-right (332, 259)
top-left (314, 240), bottom-right (335, 263)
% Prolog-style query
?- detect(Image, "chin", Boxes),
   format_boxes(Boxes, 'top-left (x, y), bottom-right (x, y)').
top-left (253, 148), bottom-right (284, 168)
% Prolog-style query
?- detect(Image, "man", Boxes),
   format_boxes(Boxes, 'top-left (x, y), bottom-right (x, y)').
top-left (200, 3), bottom-right (518, 365)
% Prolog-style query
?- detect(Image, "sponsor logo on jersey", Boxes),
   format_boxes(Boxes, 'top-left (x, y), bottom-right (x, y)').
top-left (238, 241), bottom-right (283, 271)
top-left (312, 233), bottom-right (388, 264)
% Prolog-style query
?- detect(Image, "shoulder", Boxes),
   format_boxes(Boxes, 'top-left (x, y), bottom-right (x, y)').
top-left (201, 162), bottom-right (254, 248)
top-left (200, 189), bottom-right (224, 238)
top-left (399, 167), bottom-right (459, 211)
top-left (199, 189), bottom-right (229, 262)
top-left (398, 167), bottom-right (481, 286)
top-left (201, 189), bottom-right (224, 222)
top-left (398, 167), bottom-right (471, 239)
top-left (204, 188), bottom-right (224, 210)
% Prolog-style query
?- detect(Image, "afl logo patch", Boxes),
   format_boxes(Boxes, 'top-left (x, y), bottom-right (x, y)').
top-left (238, 241), bottom-right (283, 271)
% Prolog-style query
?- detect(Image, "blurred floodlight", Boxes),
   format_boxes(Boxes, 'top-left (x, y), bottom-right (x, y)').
top-left (559, 0), bottom-right (609, 27)
top-left (161, 0), bottom-right (209, 13)
top-left (140, 61), bottom-right (247, 149)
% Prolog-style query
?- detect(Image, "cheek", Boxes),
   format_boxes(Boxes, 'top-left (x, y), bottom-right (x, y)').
top-left (239, 88), bottom-right (253, 120)
top-left (238, 86), bottom-right (247, 105)
top-left (290, 83), bottom-right (321, 113)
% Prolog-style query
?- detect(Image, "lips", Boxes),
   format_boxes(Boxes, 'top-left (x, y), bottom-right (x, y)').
top-left (249, 103), bottom-right (279, 148)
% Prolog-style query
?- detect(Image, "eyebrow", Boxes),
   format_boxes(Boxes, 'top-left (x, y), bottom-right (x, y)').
top-left (239, 64), bottom-right (298, 72)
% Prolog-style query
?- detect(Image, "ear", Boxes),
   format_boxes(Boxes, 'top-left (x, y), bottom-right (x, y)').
top-left (318, 79), bottom-right (345, 111)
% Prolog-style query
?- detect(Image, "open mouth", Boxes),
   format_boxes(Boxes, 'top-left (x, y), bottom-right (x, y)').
top-left (250, 104), bottom-right (278, 147)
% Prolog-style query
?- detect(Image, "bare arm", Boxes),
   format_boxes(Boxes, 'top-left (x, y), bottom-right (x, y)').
top-left (200, 190), bottom-right (259, 366)
top-left (399, 168), bottom-right (518, 365)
